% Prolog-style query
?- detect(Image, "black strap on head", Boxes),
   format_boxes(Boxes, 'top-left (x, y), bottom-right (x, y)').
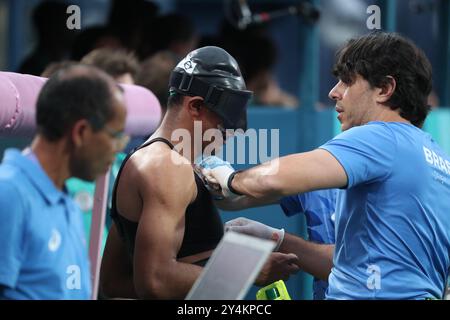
top-left (169, 70), bottom-right (252, 130)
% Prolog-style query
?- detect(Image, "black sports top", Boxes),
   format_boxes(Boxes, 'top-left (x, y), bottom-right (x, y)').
top-left (110, 138), bottom-right (224, 264)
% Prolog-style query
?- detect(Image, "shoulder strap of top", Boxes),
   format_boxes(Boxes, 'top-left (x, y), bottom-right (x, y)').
top-left (138, 137), bottom-right (174, 150)
top-left (111, 137), bottom-right (175, 220)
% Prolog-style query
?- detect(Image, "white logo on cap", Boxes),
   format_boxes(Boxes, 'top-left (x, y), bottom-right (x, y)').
top-left (184, 61), bottom-right (193, 70)
top-left (176, 56), bottom-right (197, 74)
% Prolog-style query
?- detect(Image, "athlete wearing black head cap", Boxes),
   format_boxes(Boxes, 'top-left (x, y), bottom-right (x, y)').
top-left (100, 46), bottom-right (299, 299)
top-left (169, 46), bottom-right (252, 130)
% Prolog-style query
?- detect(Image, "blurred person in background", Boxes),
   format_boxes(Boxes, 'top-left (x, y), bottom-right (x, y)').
top-left (107, 0), bottom-right (159, 54)
top-left (138, 13), bottom-right (199, 61)
top-left (135, 50), bottom-right (179, 118)
top-left (19, 1), bottom-right (78, 76)
top-left (71, 26), bottom-right (124, 62)
top-left (219, 23), bottom-right (299, 108)
top-left (41, 60), bottom-right (79, 78)
top-left (81, 48), bottom-right (139, 85)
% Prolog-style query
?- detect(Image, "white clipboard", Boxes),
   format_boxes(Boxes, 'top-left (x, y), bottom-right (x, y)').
top-left (186, 231), bottom-right (275, 300)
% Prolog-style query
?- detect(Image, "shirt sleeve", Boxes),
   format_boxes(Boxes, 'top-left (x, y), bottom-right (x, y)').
top-left (279, 194), bottom-right (306, 217)
top-left (319, 123), bottom-right (397, 188)
top-left (0, 182), bottom-right (27, 289)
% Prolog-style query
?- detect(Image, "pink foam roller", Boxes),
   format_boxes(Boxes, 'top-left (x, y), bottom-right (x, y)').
top-left (121, 83), bottom-right (162, 137)
top-left (0, 72), bottom-right (162, 137)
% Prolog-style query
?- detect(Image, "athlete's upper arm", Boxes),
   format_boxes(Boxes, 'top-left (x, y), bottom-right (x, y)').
top-left (132, 154), bottom-right (196, 291)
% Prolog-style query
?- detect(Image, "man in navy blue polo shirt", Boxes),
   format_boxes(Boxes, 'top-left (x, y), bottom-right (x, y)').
top-left (0, 65), bottom-right (127, 299)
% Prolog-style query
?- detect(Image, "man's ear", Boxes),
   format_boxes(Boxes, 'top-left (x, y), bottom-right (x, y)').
top-left (186, 96), bottom-right (204, 119)
top-left (71, 119), bottom-right (91, 148)
top-left (376, 76), bottom-right (396, 104)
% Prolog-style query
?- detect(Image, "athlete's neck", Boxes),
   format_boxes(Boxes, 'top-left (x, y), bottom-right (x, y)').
top-left (151, 114), bottom-right (201, 164)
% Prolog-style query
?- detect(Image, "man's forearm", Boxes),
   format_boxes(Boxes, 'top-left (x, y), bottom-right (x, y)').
top-left (231, 160), bottom-right (284, 199)
top-left (229, 151), bottom-right (348, 199)
top-left (215, 195), bottom-right (280, 211)
top-left (278, 233), bottom-right (334, 281)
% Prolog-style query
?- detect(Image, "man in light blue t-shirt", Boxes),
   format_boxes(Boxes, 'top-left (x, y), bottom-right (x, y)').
top-left (321, 122), bottom-right (450, 299)
top-left (202, 32), bottom-right (450, 299)
top-left (0, 65), bottom-right (128, 299)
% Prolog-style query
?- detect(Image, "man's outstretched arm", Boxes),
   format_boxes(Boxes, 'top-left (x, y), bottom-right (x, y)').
top-left (196, 157), bottom-right (280, 211)
top-left (231, 149), bottom-right (348, 199)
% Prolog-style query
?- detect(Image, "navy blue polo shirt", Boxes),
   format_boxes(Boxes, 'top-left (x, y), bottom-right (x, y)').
top-left (0, 149), bottom-right (91, 299)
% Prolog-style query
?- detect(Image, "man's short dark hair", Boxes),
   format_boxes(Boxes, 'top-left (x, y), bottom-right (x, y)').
top-left (333, 32), bottom-right (432, 127)
top-left (36, 65), bottom-right (118, 141)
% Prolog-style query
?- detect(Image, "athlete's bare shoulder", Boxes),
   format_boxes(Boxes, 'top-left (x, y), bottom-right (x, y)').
top-left (124, 141), bottom-right (196, 203)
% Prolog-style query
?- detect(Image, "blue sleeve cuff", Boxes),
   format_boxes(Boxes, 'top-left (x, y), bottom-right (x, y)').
top-left (0, 263), bottom-right (20, 289)
top-left (319, 146), bottom-right (352, 189)
top-left (279, 195), bottom-right (305, 217)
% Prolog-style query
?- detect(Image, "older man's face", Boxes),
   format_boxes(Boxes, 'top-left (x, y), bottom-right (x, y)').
top-left (72, 89), bottom-right (127, 181)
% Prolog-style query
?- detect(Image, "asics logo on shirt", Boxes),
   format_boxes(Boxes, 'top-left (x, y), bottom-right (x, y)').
top-left (48, 228), bottom-right (62, 252)
top-left (331, 213), bottom-right (336, 223)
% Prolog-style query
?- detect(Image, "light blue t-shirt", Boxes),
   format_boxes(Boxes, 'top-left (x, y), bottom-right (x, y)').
top-left (0, 149), bottom-right (92, 299)
top-left (320, 122), bottom-right (450, 300)
top-left (280, 189), bottom-right (337, 300)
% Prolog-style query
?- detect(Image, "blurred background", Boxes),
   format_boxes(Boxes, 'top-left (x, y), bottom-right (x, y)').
top-left (0, 0), bottom-right (449, 300)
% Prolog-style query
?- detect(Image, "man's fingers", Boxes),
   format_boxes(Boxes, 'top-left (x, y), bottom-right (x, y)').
top-left (286, 263), bottom-right (300, 274)
top-left (284, 253), bottom-right (300, 266)
top-left (280, 264), bottom-right (300, 281)
top-left (271, 253), bottom-right (300, 269)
